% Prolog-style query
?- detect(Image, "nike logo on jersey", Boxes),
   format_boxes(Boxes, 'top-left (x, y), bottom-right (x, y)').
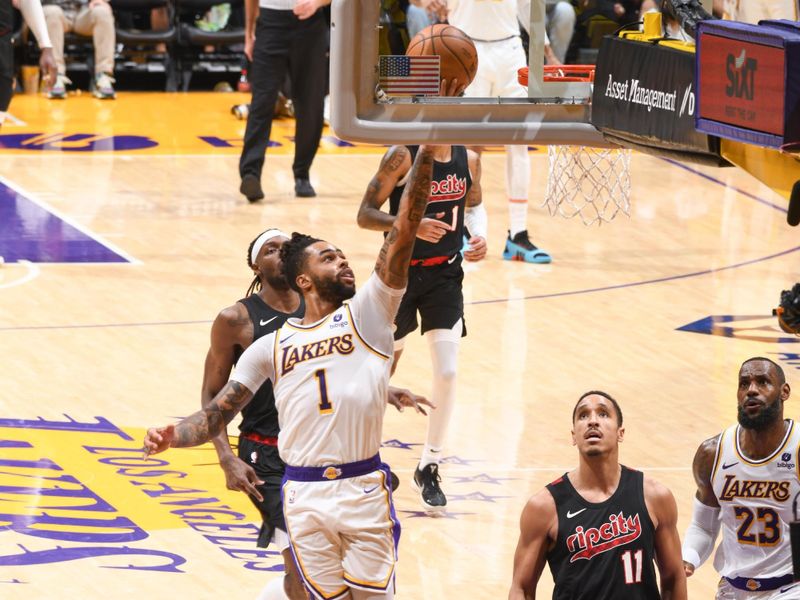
top-left (260, 316), bottom-right (277, 326)
top-left (781, 585), bottom-right (799, 594)
top-left (721, 462), bottom-right (739, 470)
top-left (566, 508), bottom-right (587, 519)
top-left (363, 485), bottom-right (379, 494)
top-left (280, 333), bottom-right (297, 343)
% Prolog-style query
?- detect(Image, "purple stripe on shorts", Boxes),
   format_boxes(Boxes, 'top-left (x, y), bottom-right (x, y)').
top-left (284, 454), bottom-right (382, 482)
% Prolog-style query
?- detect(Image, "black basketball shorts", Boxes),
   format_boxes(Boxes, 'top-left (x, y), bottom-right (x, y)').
top-left (237, 435), bottom-right (286, 548)
top-left (0, 35), bottom-right (13, 112)
top-left (394, 254), bottom-right (467, 341)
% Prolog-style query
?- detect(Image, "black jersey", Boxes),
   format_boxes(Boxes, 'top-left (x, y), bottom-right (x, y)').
top-left (234, 294), bottom-right (304, 438)
top-left (388, 145), bottom-right (471, 259)
top-left (0, 0), bottom-right (13, 36)
top-left (546, 466), bottom-right (660, 600)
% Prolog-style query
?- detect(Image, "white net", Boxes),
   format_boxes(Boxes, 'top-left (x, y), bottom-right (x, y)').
top-left (544, 145), bottom-right (632, 226)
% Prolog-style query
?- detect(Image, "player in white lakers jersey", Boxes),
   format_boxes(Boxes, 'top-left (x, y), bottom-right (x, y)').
top-left (144, 146), bottom-right (438, 600)
top-left (683, 357), bottom-right (800, 599)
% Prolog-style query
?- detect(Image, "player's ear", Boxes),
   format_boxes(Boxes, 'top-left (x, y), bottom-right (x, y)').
top-left (296, 272), bottom-right (311, 292)
top-left (617, 426), bottom-right (625, 444)
top-left (571, 427), bottom-right (577, 446)
top-left (782, 382), bottom-right (791, 403)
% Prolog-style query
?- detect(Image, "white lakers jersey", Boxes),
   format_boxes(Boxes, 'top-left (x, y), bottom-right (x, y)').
top-left (711, 419), bottom-right (800, 579)
top-left (447, 0), bottom-right (530, 41)
top-left (231, 273), bottom-right (404, 467)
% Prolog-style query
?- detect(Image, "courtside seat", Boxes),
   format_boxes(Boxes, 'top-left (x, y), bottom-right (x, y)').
top-left (174, 0), bottom-right (244, 90)
top-left (112, 0), bottom-right (179, 91)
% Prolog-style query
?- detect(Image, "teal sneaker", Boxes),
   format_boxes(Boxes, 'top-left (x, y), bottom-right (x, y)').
top-left (502, 230), bottom-right (552, 263)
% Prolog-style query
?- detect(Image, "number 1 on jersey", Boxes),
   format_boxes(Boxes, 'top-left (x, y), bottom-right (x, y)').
top-left (315, 369), bottom-right (333, 414)
top-left (621, 549), bottom-right (643, 584)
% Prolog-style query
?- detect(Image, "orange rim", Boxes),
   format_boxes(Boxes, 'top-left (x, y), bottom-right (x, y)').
top-left (517, 65), bottom-right (596, 86)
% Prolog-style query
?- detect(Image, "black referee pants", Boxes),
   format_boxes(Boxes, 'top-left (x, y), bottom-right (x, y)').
top-left (239, 8), bottom-right (327, 183)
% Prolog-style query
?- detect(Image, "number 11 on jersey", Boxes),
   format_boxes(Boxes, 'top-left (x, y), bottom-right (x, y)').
top-left (621, 549), bottom-right (643, 584)
top-left (315, 369), bottom-right (333, 414)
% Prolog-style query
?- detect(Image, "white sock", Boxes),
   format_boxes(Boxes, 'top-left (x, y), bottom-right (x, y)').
top-left (508, 201), bottom-right (528, 239)
top-left (506, 145), bottom-right (530, 237)
top-left (256, 576), bottom-right (289, 600)
top-left (420, 325), bottom-right (461, 467)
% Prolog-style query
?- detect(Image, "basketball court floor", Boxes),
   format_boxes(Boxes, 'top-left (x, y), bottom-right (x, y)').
top-left (1, 91), bottom-right (797, 599)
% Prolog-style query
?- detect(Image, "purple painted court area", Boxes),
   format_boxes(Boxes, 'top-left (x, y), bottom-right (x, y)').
top-left (0, 181), bottom-right (128, 263)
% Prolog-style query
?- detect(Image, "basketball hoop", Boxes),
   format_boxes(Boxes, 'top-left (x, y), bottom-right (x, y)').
top-left (518, 66), bottom-right (632, 226)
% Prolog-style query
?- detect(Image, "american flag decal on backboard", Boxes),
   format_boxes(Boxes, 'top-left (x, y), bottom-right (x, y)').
top-left (378, 55), bottom-right (441, 96)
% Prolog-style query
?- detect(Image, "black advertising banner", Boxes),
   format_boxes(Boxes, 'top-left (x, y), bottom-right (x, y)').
top-left (592, 36), bottom-right (723, 163)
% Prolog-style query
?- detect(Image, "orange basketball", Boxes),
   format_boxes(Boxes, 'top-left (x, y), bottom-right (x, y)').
top-left (405, 24), bottom-right (478, 93)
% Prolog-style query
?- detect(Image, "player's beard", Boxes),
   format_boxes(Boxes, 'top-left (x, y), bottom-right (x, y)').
top-left (264, 270), bottom-right (291, 291)
top-left (312, 273), bottom-right (355, 305)
top-left (737, 399), bottom-right (782, 431)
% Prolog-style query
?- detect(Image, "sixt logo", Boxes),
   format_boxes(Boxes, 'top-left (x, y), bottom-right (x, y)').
top-left (565, 512), bottom-right (642, 561)
top-left (725, 49), bottom-right (757, 101)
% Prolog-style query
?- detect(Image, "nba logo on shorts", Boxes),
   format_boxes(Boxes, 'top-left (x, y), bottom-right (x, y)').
top-left (251, 451), bottom-right (258, 463)
top-left (288, 489), bottom-right (296, 504)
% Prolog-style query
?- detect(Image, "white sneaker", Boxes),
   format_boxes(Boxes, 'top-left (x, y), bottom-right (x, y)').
top-left (48, 74), bottom-right (71, 99)
top-left (93, 73), bottom-right (116, 99)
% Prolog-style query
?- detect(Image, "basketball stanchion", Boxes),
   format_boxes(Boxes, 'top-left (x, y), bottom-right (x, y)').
top-left (518, 66), bottom-right (633, 226)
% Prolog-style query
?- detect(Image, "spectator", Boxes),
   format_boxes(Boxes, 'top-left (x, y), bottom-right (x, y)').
top-left (42, 0), bottom-right (115, 98)
top-left (238, 0), bottom-right (329, 203)
top-left (546, 0), bottom-right (575, 64)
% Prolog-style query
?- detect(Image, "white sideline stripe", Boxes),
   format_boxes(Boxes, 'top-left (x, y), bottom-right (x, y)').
top-left (0, 175), bottom-right (141, 265)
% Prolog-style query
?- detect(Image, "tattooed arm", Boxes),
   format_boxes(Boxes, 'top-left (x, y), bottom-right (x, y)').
top-left (357, 145), bottom-right (412, 232)
top-left (374, 146), bottom-right (436, 289)
top-left (144, 380), bottom-right (254, 456)
top-left (144, 334), bottom-right (275, 458)
top-left (201, 303), bottom-right (265, 500)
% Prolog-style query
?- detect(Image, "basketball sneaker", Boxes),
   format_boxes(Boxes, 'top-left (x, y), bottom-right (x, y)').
top-left (502, 230), bottom-right (552, 264)
top-left (93, 73), bottom-right (116, 99)
top-left (48, 74), bottom-right (70, 99)
top-left (413, 463), bottom-right (446, 513)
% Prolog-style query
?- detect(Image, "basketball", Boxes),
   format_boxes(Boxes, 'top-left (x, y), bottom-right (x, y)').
top-left (405, 24), bottom-right (478, 93)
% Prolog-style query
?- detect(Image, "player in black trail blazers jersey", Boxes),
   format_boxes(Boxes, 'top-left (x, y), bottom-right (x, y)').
top-left (202, 228), bottom-right (430, 600)
top-left (357, 144), bottom-right (487, 513)
top-left (508, 391), bottom-right (687, 600)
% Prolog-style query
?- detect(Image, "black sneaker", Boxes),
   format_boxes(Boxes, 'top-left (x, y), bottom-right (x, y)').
top-left (413, 463), bottom-right (446, 513)
top-left (390, 470), bottom-right (400, 492)
top-left (240, 174), bottom-right (264, 203)
top-left (294, 178), bottom-right (316, 198)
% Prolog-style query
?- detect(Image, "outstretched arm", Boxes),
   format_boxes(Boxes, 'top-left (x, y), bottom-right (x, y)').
top-left (509, 490), bottom-right (557, 600)
top-left (144, 381), bottom-right (254, 456)
top-left (374, 146), bottom-right (435, 289)
top-left (645, 477), bottom-right (687, 600)
top-left (201, 305), bottom-right (264, 500)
